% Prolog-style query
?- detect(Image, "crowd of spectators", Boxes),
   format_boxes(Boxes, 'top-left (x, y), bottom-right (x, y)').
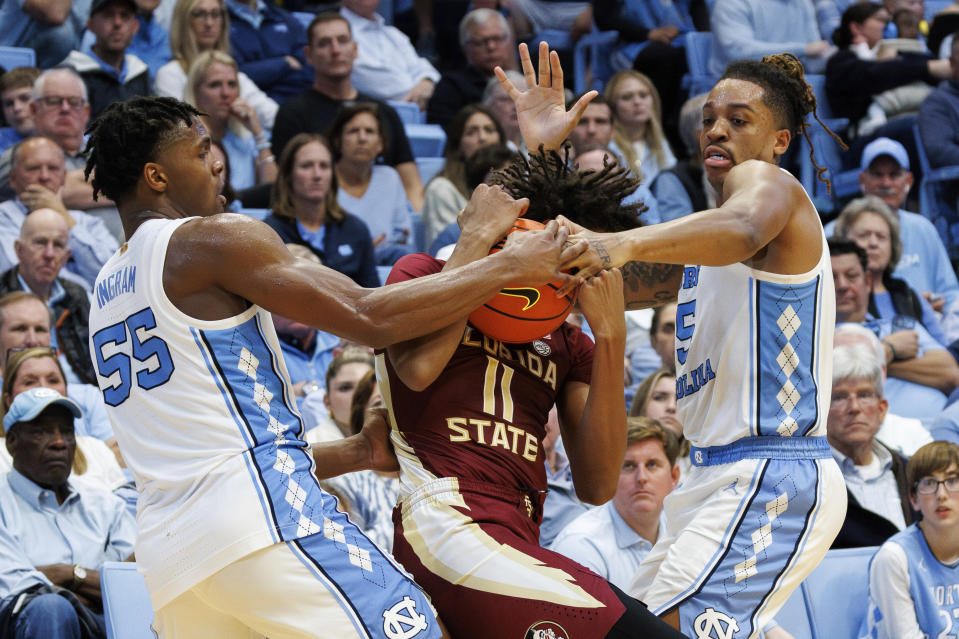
top-left (4, 0), bottom-right (959, 635)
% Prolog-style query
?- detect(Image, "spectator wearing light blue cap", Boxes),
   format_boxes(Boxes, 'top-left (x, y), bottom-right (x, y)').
top-left (0, 387), bottom-right (135, 639)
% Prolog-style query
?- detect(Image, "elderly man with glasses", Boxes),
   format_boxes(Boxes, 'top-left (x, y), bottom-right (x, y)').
top-left (827, 340), bottom-right (918, 549)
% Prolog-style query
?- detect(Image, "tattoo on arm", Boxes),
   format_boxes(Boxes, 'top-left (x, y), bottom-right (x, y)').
top-left (621, 261), bottom-right (681, 310)
top-left (591, 240), bottom-right (612, 268)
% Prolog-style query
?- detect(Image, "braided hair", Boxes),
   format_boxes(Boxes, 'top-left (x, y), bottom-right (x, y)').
top-left (84, 96), bottom-right (202, 202)
top-left (721, 52), bottom-right (846, 193)
top-left (489, 145), bottom-right (645, 232)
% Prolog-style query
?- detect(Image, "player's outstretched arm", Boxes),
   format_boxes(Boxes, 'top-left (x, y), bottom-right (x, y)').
top-left (557, 161), bottom-right (820, 304)
top-left (166, 213), bottom-right (585, 349)
top-left (388, 185), bottom-right (535, 390)
top-left (556, 269), bottom-right (627, 504)
top-left (495, 41), bottom-right (596, 152)
top-left (311, 407), bottom-right (399, 478)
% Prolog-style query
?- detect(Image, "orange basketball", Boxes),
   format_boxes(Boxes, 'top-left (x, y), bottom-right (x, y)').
top-left (468, 218), bottom-right (577, 344)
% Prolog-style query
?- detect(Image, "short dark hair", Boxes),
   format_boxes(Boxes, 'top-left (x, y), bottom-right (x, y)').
top-left (307, 11), bottom-right (351, 46)
top-left (489, 145), bottom-right (644, 232)
top-left (828, 236), bottom-right (869, 273)
top-left (464, 143), bottom-right (517, 192)
top-left (0, 67), bottom-right (40, 94)
top-left (650, 301), bottom-right (676, 336)
top-left (720, 53), bottom-right (845, 191)
top-left (908, 441), bottom-right (959, 497)
top-left (84, 96), bottom-right (201, 202)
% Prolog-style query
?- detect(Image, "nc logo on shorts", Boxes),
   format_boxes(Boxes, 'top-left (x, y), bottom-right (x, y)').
top-left (695, 450), bottom-right (704, 464)
top-left (693, 607), bottom-right (739, 639)
top-left (382, 596), bottom-right (428, 639)
top-left (524, 621), bottom-right (570, 639)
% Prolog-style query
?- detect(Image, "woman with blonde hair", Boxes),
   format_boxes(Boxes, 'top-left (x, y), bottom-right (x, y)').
top-left (154, 0), bottom-right (277, 131)
top-left (605, 69), bottom-right (677, 186)
top-left (184, 51), bottom-right (277, 191)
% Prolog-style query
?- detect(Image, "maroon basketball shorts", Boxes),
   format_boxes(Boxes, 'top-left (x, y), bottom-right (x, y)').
top-left (391, 477), bottom-right (627, 638)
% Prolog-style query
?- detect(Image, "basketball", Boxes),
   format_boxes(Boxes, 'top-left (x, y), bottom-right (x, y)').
top-left (468, 218), bottom-right (577, 344)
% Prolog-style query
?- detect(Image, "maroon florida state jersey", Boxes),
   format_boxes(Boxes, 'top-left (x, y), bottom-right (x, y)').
top-left (378, 253), bottom-right (594, 496)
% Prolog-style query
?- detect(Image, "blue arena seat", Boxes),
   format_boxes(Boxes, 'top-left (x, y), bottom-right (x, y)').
top-left (798, 74), bottom-right (855, 214)
top-left (405, 123), bottom-right (447, 157)
top-left (573, 27), bottom-right (618, 94)
top-left (415, 156), bottom-right (444, 185)
top-left (388, 100), bottom-right (424, 125)
top-left (0, 46), bottom-right (35, 71)
top-left (683, 32), bottom-right (719, 96)
top-left (913, 123), bottom-right (959, 259)
top-left (292, 11), bottom-right (313, 29)
top-left (802, 546), bottom-right (877, 639)
top-left (100, 562), bottom-right (155, 639)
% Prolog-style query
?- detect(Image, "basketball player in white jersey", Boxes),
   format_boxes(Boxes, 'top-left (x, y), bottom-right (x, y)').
top-left (497, 46), bottom-right (847, 637)
top-left (82, 96), bottom-right (586, 638)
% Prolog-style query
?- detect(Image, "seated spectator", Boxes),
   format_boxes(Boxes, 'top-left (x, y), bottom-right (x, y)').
top-left (593, 0), bottom-right (707, 133)
top-left (828, 342), bottom-right (917, 548)
top-left (0, 348), bottom-right (132, 512)
top-left (128, 0), bottom-right (171, 81)
top-left (605, 70), bottom-right (677, 186)
top-left (627, 301), bottom-right (678, 397)
top-left (505, 0), bottom-right (592, 44)
top-left (0, 293), bottom-right (113, 444)
top-left (329, 103), bottom-right (413, 266)
top-left (271, 12), bottom-right (425, 211)
top-left (0, 0), bottom-right (91, 68)
top-left (428, 143), bottom-right (519, 257)
top-left (340, 0), bottom-right (440, 108)
top-left (830, 238), bottom-right (959, 418)
top-left (709, 0), bottom-right (835, 76)
top-left (427, 9), bottom-right (516, 130)
top-left (184, 51), bottom-right (277, 192)
top-left (321, 368), bottom-right (399, 551)
top-left (0, 210), bottom-right (95, 385)
top-left (651, 92), bottom-right (712, 223)
top-left (155, 0), bottom-right (276, 134)
top-left (0, 68), bottom-right (39, 155)
top-left (834, 322), bottom-right (933, 456)
top-left (61, 0), bottom-right (151, 120)
top-left (550, 417), bottom-right (679, 590)
top-left (826, 137), bottom-right (959, 308)
top-left (483, 74), bottom-right (524, 154)
top-left (421, 104), bottom-right (504, 247)
top-left (0, 137), bottom-right (118, 292)
top-left (825, 2), bottom-right (947, 147)
top-left (833, 195), bottom-right (945, 343)
top-left (892, 6), bottom-right (922, 39)
top-left (859, 441), bottom-right (959, 638)
top-left (628, 368), bottom-right (689, 477)
top-left (567, 93), bottom-right (614, 155)
top-left (917, 34), bottom-right (959, 224)
top-left (226, 0), bottom-right (313, 103)
top-left (0, 388), bottom-right (135, 638)
top-left (303, 346), bottom-right (374, 442)
top-left (264, 133), bottom-right (378, 287)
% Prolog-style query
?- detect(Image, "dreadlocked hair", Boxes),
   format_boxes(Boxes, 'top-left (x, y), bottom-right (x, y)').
top-left (721, 52), bottom-right (846, 194)
top-left (489, 145), bottom-right (645, 232)
top-left (84, 96), bottom-right (202, 202)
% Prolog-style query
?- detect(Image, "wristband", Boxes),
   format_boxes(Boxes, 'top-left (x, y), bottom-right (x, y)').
top-left (884, 339), bottom-right (899, 361)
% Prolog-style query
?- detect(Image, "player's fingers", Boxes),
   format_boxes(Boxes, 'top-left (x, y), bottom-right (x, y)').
top-left (512, 196), bottom-right (530, 215)
top-left (550, 49), bottom-right (563, 91)
top-left (568, 90), bottom-right (598, 122)
top-left (519, 43), bottom-right (535, 88)
top-left (554, 273), bottom-right (583, 297)
top-left (537, 41), bottom-right (550, 87)
top-left (494, 66), bottom-right (521, 101)
top-left (559, 238), bottom-right (587, 264)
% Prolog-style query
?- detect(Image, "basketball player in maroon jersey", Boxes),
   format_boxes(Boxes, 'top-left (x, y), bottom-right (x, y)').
top-left (378, 45), bottom-right (686, 639)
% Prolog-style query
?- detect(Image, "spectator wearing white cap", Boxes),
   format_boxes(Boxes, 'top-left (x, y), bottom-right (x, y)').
top-left (826, 137), bottom-right (959, 316)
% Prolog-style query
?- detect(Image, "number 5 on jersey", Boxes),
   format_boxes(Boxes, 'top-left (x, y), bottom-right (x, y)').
top-left (92, 307), bottom-right (174, 406)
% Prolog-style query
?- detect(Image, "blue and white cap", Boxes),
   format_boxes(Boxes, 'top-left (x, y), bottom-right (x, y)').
top-left (3, 388), bottom-right (82, 432)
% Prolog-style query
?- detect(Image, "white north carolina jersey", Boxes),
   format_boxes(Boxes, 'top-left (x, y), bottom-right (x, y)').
top-left (674, 232), bottom-right (834, 448)
top-left (88, 218), bottom-right (325, 609)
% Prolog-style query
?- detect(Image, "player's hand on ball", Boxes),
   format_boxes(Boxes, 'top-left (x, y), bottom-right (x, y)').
top-left (458, 184), bottom-right (529, 247)
top-left (576, 269), bottom-right (625, 340)
top-left (554, 215), bottom-right (628, 295)
top-left (502, 219), bottom-right (586, 288)
top-left (358, 407), bottom-right (400, 473)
